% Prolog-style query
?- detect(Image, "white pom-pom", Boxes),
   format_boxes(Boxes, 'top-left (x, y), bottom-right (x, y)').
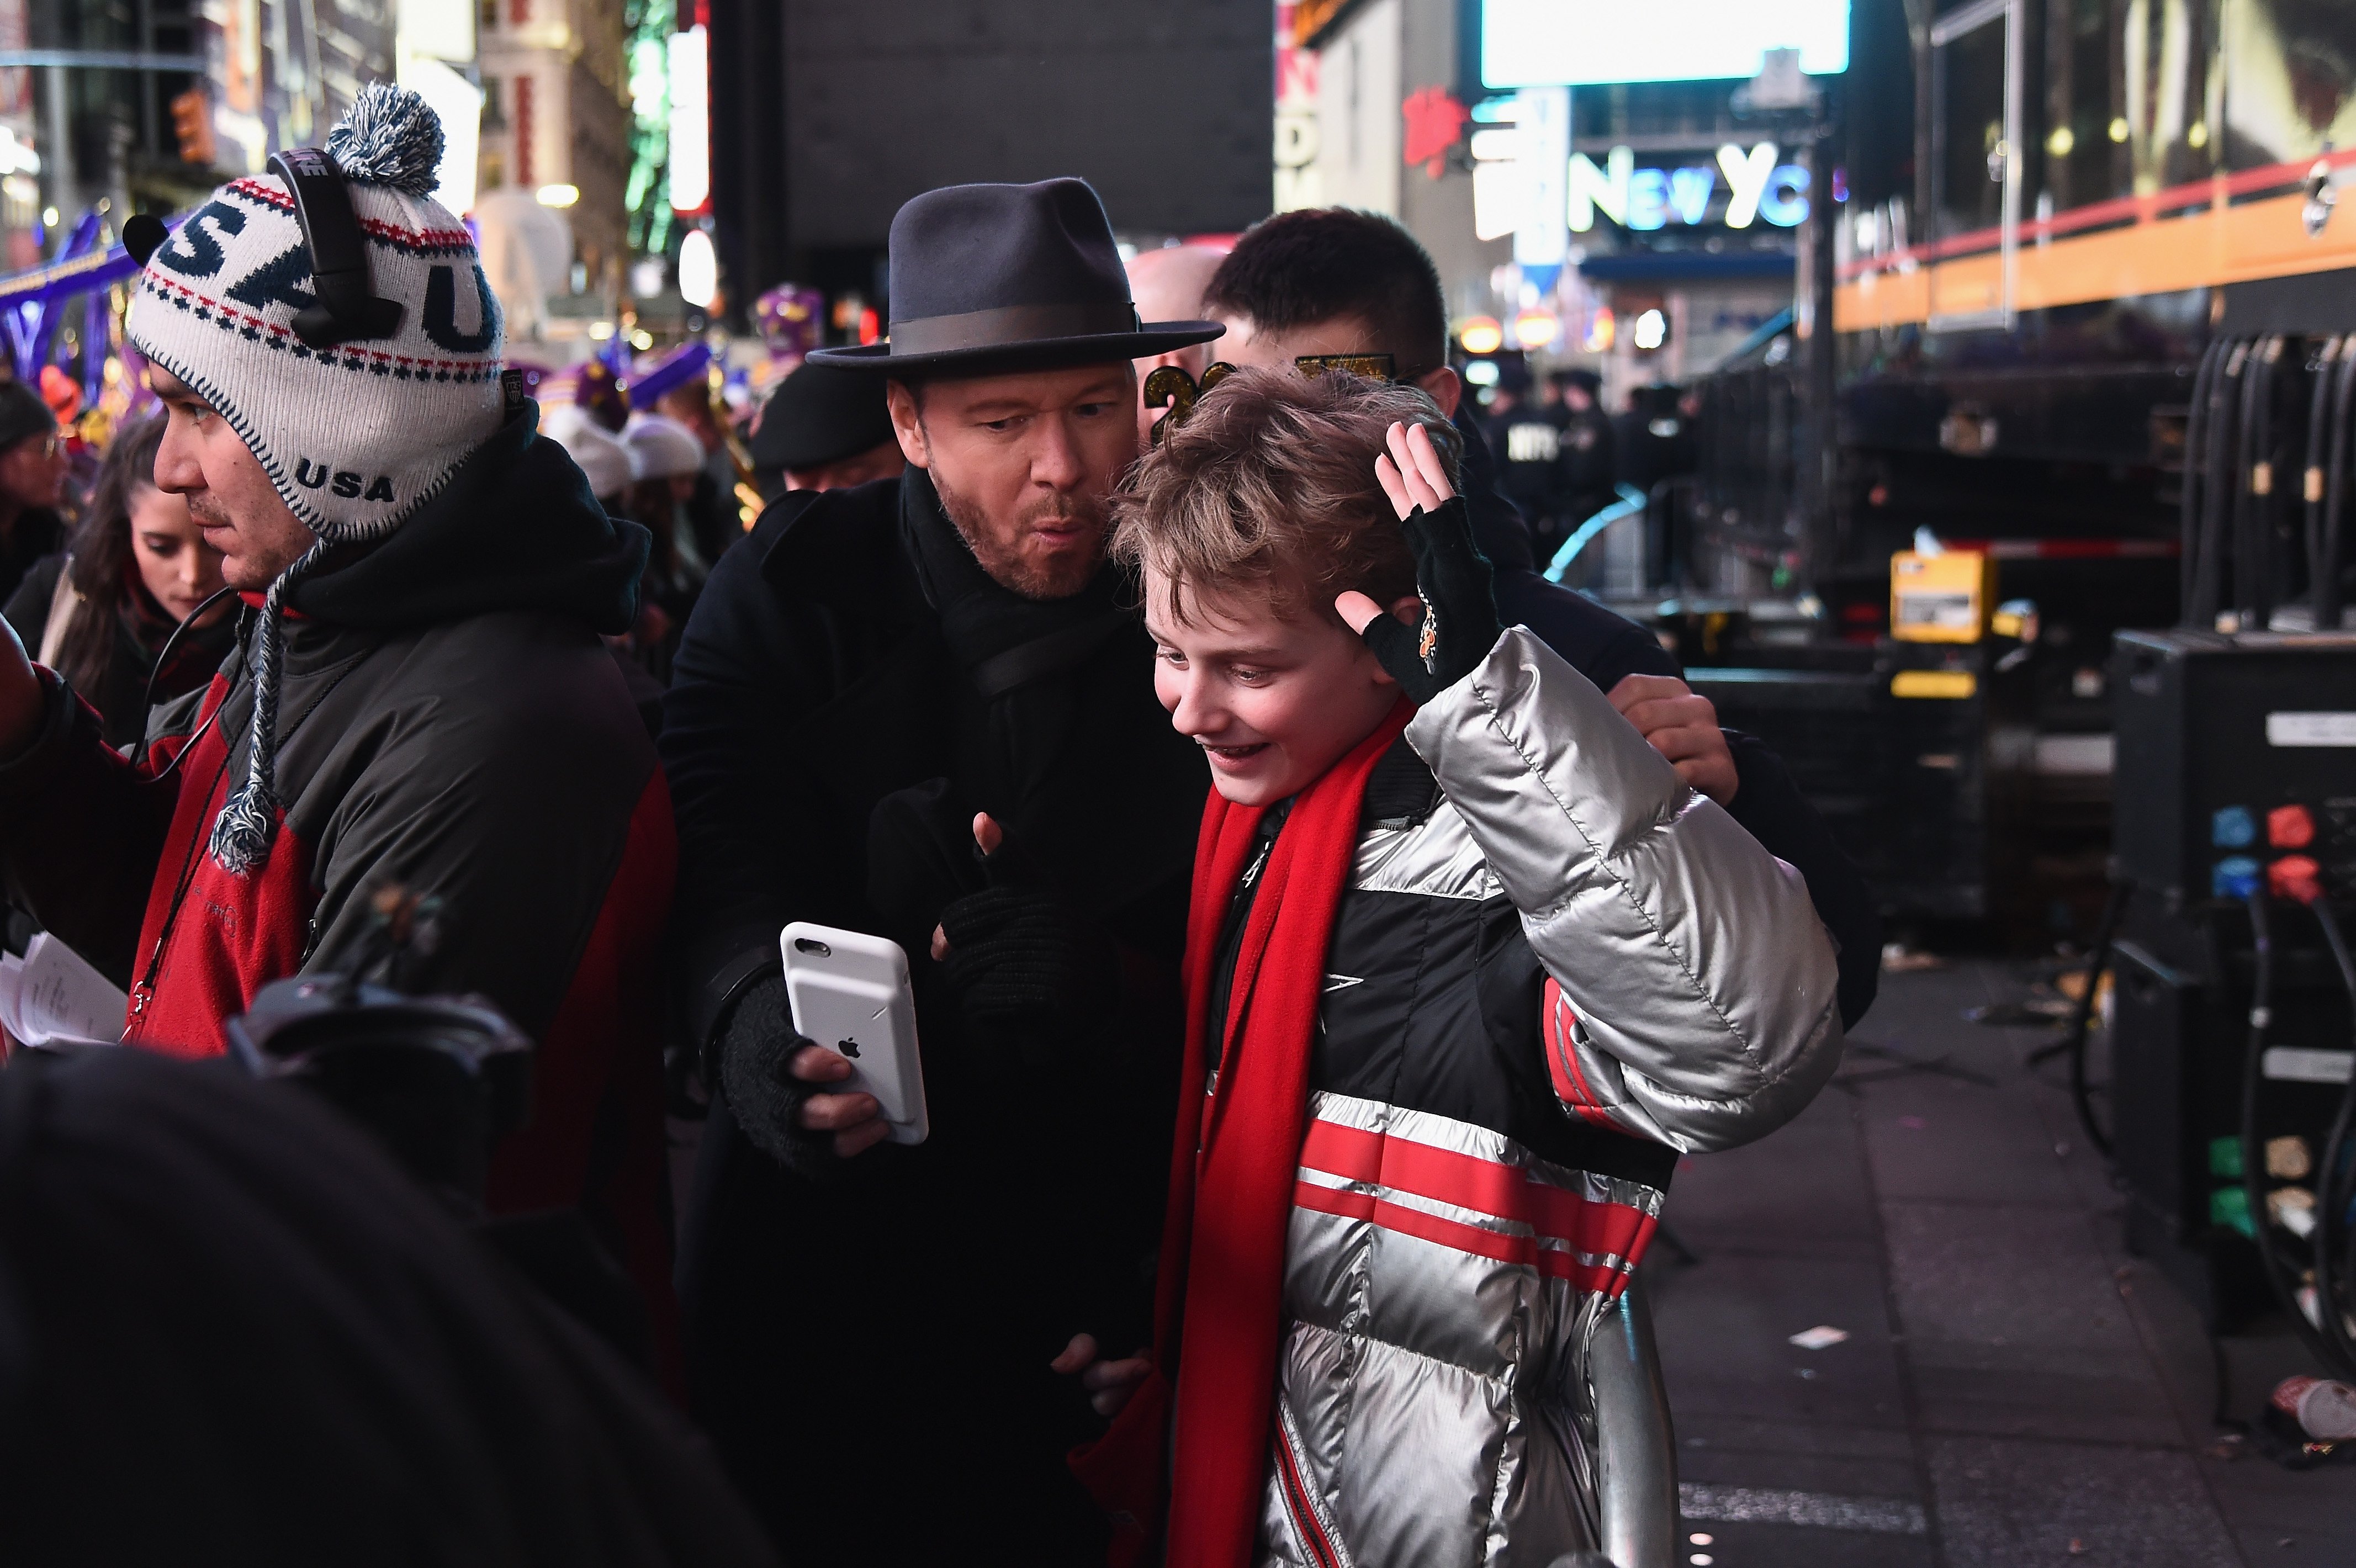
top-left (324, 82), bottom-right (446, 198)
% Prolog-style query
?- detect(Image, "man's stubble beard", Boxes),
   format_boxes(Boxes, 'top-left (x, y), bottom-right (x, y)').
top-left (186, 491), bottom-right (233, 532)
top-left (929, 465), bottom-right (1108, 601)
top-left (187, 489), bottom-right (314, 592)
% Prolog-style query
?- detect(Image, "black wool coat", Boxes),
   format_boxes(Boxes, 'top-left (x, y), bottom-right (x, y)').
top-left (661, 465), bottom-right (1206, 1565)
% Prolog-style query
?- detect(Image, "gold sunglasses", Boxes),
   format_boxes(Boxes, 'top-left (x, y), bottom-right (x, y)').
top-left (1144, 352), bottom-right (1404, 444)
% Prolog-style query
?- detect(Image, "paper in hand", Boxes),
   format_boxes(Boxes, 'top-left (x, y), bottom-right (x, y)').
top-left (0, 932), bottom-right (130, 1048)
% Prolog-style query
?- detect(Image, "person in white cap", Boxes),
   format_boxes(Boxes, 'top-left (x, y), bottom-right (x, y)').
top-left (543, 400), bottom-right (634, 506)
top-left (618, 411), bottom-right (710, 676)
top-left (542, 401), bottom-right (670, 728)
top-left (0, 83), bottom-right (681, 1353)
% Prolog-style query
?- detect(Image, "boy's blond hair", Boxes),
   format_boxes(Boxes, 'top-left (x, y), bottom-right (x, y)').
top-left (1109, 365), bottom-right (1462, 625)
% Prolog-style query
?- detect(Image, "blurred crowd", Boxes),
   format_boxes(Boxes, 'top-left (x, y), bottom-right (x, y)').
top-left (1473, 364), bottom-right (1702, 571)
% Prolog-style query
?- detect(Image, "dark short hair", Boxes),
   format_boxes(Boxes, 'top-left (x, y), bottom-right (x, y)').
top-left (1202, 209), bottom-right (1448, 380)
top-left (0, 377), bottom-right (56, 452)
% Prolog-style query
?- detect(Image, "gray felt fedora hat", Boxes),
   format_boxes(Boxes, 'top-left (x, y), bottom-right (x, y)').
top-left (807, 178), bottom-right (1222, 374)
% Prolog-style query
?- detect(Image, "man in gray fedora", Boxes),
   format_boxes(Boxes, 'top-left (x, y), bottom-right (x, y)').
top-left (661, 178), bottom-right (1219, 1562)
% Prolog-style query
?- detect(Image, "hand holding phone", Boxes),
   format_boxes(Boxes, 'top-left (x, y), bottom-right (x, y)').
top-left (781, 921), bottom-right (929, 1146)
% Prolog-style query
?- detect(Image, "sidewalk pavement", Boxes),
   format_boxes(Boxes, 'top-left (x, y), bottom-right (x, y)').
top-left (1647, 959), bottom-right (2356, 1568)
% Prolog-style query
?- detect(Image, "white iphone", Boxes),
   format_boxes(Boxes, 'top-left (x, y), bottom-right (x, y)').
top-left (779, 921), bottom-right (929, 1146)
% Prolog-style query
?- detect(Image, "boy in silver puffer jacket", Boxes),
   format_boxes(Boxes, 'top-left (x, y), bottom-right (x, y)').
top-left (1081, 365), bottom-right (1844, 1568)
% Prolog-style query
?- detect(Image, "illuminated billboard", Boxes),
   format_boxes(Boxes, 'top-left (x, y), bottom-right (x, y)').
top-left (1480, 0), bottom-right (1851, 89)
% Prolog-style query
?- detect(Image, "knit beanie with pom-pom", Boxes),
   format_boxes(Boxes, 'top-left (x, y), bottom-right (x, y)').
top-left (124, 82), bottom-right (507, 876)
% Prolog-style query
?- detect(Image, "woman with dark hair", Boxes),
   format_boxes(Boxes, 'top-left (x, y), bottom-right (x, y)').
top-left (1, 412), bottom-right (232, 748)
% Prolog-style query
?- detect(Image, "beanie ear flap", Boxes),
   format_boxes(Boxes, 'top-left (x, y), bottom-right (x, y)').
top-left (207, 539), bottom-right (333, 877)
top-left (123, 214), bottom-right (168, 266)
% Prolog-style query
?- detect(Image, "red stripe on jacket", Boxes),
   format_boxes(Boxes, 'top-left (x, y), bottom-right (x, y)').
top-left (1297, 1114), bottom-right (1655, 1266)
top-left (1542, 977), bottom-right (1625, 1131)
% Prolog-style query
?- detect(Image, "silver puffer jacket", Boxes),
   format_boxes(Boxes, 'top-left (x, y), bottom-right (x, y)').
top-left (1249, 626), bottom-right (1844, 1567)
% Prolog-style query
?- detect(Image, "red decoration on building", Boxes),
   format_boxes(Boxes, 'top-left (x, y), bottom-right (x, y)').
top-left (1402, 86), bottom-right (1469, 179)
top-left (514, 73), bottom-right (533, 188)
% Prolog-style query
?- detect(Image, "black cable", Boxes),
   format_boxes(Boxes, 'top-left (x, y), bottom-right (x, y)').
top-left (2309, 900), bottom-right (2356, 1374)
top-left (2322, 334), bottom-right (2356, 633)
top-left (2235, 337), bottom-right (2276, 631)
top-left (2238, 891), bottom-right (2356, 1380)
top-left (128, 584), bottom-right (242, 780)
top-left (2209, 1330), bottom-right (2243, 1433)
top-left (2193, 341), bottom-right (2247, 627)
top-left (2304, 338), bottom-right (2336, 624)
top-left (2065, 876), bottom-right (2130, 1158)
top-left (2184, 338), bottom-right (2227, 623)
top-left (2262, 336), bottom-right (2287, 629)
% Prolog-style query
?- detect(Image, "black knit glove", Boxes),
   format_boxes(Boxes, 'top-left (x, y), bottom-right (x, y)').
top-left (1354, 496), bottom-right (1502, 704)
top-left (714, 976), bottom-right (837, 1177)
top-left (935, 845), bottom-right (1115, 1072)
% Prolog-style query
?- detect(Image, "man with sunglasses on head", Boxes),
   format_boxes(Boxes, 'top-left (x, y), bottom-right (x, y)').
top-left (0, 380), bottom-right (67, 608)
top-left (0, 88), bottom-right (678, 1345)
top-left (1201, 208), bottom-right (1880, 1029)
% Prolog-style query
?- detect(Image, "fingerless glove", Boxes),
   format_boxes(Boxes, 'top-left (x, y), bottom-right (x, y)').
top-left (1355, 495), bottom-right (1504, 704)
top-left (936, 881), bottom-right (1115, 1071)
top-left (716, 976), bottom-right (838, 1177)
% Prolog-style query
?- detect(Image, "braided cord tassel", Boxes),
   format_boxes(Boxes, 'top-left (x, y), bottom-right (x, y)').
top-left (206, 540), bottom-right (332, 875)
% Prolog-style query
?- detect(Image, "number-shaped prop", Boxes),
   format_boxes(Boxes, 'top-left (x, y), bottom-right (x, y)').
top-left (1143, 361), bottom-right (1237, 445)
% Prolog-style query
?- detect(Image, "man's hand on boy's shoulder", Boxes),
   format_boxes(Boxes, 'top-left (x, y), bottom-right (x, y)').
top-left (1608, 674), bottom-right (1739, 806)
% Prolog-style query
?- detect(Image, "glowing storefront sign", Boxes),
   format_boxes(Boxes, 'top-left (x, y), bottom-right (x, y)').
top-left (1566, 142), bottom-right (1809, 231)
top-left (667, 24), bottom-right (710, 215)
top-left (1480, 0), bottom-right (1851, 89)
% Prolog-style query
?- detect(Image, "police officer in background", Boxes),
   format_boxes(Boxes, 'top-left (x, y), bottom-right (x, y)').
top-left (1555, 368), bottom-right (1619, 535)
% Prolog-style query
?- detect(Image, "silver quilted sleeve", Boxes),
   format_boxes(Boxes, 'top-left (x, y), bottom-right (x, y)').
top-left (1403, 626), bottom-right (1844, 1152)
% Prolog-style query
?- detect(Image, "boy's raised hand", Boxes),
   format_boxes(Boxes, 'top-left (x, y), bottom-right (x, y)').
top-left (1372, 417), bottom-right (1455, 520)
top-left (1337, 421), bottom-right (1501, 706)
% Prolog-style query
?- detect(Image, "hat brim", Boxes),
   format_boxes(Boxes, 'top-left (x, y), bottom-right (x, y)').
top-left (805, 319), bottom-right (1225, 374)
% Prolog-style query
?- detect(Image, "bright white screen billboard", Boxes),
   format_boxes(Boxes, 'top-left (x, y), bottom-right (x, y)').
top-left (1481, 0), bottom-right (1851, 88)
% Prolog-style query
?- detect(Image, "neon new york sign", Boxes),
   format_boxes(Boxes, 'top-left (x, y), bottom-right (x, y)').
top-left (1571, 142), bottom-right (1811, 231)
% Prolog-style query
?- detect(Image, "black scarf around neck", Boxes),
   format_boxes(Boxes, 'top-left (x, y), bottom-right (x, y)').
top-left (897, 464), bottom-right (1124, 669)
top-left (859, 467), bottom-right (1202, 945)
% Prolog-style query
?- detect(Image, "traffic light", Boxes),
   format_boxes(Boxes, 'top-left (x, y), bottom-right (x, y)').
top-left (170, 88), bottom-right (214, 167)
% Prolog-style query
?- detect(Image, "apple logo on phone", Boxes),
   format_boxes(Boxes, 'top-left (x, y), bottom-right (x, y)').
top-left (839, 1037), bottom-right (862, 1058)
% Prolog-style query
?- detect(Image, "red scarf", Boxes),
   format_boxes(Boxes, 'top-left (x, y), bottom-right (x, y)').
top-left (1074, 700), bottom-right (1412, 1567)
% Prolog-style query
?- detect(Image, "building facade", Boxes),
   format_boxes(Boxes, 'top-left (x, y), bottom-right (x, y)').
top-left (477, 0), bottom-right (631, 295)
top-left (707, 0), bottom-right (1274, 329)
